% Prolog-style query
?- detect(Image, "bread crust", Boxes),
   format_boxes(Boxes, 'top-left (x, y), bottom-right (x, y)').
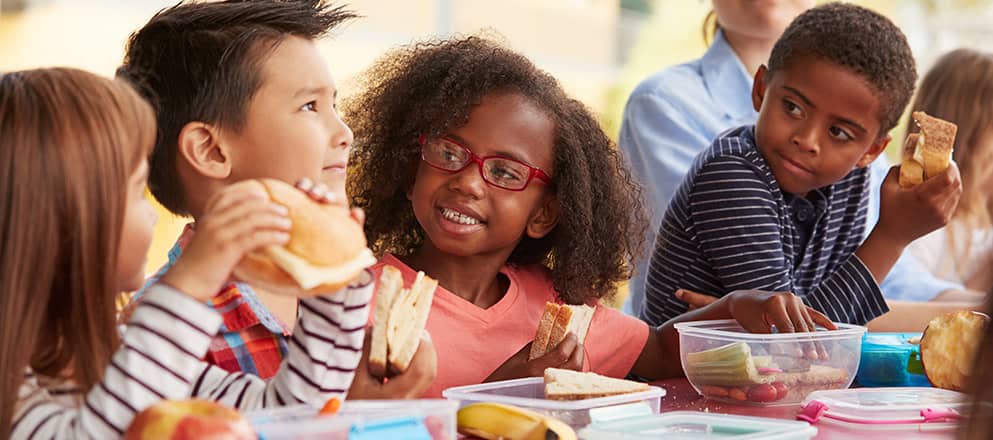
top-left (529, 303), bottom-right (561, 360)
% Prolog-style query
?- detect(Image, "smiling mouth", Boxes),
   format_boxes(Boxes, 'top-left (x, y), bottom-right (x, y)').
top-left (440, 207), bottom-right (482, 225)
top-left (322, 164), bottom-right (346, 173)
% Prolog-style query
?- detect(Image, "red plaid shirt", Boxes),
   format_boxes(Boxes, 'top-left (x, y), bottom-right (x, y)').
top-left (129, 224), bottom-right (291, 379)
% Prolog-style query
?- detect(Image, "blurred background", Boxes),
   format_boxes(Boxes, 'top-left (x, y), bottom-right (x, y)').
top-left (3, 0), bottom-right (993, 284)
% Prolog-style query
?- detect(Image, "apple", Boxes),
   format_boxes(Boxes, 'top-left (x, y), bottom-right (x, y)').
top-left (124, 399), bottom-right (254, 440)
top-left (920, 310), bottom-right (990, 391)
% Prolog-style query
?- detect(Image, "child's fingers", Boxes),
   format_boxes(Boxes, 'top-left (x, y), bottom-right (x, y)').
top-left (541, 332), bottom-right (579, 367)
top-left (806, 306), bottom-right (837, 330)
top-left (204, 202), bottom-right (291, 236)
top-left (562, 337), bottom-right (584, 371)
top-left (206, 180), bottom-right (270, 213)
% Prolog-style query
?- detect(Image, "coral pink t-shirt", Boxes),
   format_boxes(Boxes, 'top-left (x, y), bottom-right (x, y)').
top-left (370, 254), bottom-right (650, 398)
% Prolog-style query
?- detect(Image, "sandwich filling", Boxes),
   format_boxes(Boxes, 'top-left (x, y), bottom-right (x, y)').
top-left (265, 246), bottom-right (377, 289)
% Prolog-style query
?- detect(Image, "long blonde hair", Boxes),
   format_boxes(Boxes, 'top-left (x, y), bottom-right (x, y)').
top-left (907, 49), bottom-right (993, 279)
top-left (0, 68), bottom-right (155, 437)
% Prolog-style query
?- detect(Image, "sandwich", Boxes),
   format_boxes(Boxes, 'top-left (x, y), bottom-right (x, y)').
top-left (368, 266), bottom-right (438, 376)
top-left (233, 179), bottom-right (377, 296)
top-left (899, 111), bottom-right (957, 188)
top-left (543, 368), bottom-right (649, 400)
top-left (528, 302), bottom-right (595, 361)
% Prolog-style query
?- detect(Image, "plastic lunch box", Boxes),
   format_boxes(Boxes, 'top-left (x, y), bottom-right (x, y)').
top-left (797, 387), bottom-right (968, 432)
top-left (579, 411), bottom-right (817, 439)
top-left (856, 332), bottom-right (931, 387)
top-left (442, 376), bottom-right (665, 429)
top-left (675, 319), bottom-right (865, 406)
top-left (246, 399), bottom-right (458, 440)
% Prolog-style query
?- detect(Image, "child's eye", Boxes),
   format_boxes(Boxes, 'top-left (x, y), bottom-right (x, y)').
top-left (300, 101), bottom-right (318, 112)
top-left (829, 126), bottom-right (853, 141)
top-left (783, 100), bottom-right (803, 117)
top-left (487, 162), bottom-right (525, 182)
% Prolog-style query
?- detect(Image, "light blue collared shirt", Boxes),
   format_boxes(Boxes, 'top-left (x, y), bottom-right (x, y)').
top-left (619, 31), bottom-right (961, 317)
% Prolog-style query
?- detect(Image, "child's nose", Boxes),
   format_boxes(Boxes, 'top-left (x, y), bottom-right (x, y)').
top-left (329, 113), bottom-right (354, 150)
top-left (448, 163), bottom-right (487, 199)
top-left (791, 126), bottom-right (819, 154)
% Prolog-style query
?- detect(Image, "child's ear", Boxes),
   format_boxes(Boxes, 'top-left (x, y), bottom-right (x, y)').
top-left (751, 65), bottom-right (769, 112)
top-left (856, 134), bottom-right (891, 168)
top-left (178, 121), bottom-right (231, 179)
top-left (526, 193), bottom-right (559, 239)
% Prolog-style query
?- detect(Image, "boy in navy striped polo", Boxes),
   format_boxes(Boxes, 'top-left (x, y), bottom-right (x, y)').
top-left (642, 3), bottom-right (963, 326)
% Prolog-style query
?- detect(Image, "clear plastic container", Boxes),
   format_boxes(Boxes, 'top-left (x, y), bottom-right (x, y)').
top-left (442, 377), bottom-right (665, 428)
top-left (856, 332), bottom-right (930, 387)
top-left (798, 387), bottom-right (968, 432)
top-left (579, 411), bottom-right (817, 440)
top-left (675, 319), bottom-right (865, 406)
top-left (247, 399), bottom-right (458, 440)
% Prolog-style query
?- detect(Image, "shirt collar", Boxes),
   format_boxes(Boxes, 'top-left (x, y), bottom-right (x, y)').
top-left (701, 30), bottom-right (756, 120)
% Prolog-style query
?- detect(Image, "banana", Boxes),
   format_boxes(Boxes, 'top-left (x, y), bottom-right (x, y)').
top-left (456, 402), bottom-right (576, 440)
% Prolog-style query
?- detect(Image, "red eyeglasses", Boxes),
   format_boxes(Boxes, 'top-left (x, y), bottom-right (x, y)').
top-left (418, 135), bottom-right (552, 191)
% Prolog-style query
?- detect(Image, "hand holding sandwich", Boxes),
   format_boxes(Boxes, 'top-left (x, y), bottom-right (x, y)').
top-left (347, 329), bottom-right (437, 399)
top-left (878, 163), bottom-right (962, 246)
top-left (855, 164), bottom-right (961, 284)
top-left (161, 180), bottom-right (294, 301)
top-left (484, 332), bottom-right (584, 383)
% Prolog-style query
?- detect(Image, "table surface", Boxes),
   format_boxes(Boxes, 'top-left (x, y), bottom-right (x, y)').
top-left (652, 378), bottom-right (958, 440)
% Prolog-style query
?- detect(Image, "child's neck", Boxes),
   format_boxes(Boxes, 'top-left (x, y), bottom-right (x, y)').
top-left (723, 29), bottom-right (777, 77)
top-left (402, 245), bottom-right (510, 310)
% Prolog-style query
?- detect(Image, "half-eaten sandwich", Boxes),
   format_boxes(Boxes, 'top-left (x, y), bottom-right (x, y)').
top-left (369, 266), bottom-right (438, 377)
top-left (544, 368), bottom-right (650, 400)
top-left (529, 302), bottom-right (595, 360)
top-left (233, 179), bottom-right (377, 296)
top-left (899, 111), bottom-right (957, 188)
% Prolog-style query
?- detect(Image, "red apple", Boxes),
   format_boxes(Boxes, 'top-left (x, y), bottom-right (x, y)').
top-left (920, 311), bottom-right (990, 391)
top-left (124, 399), bottom-right (254, 440)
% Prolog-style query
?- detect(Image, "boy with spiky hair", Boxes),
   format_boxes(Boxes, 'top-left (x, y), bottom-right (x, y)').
top-left (118, 0), bottom-right (435, 398)
top-left (643, 3), bottom-right (962, 329)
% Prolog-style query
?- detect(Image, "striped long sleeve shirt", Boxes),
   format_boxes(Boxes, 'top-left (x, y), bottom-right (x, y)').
top-left (12, 279), bottom-right (372, 439)
top-left (642, 125), bottom-right (889, 326)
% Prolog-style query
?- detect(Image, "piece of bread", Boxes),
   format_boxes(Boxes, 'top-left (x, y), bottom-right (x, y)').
top-left (233, 179), bottom-right (377, 296)
top-left (368, 266), bottom-right (403, 377)
top-left (899, 112), bottom-right (957, 188)
top-left (898, 133), bottom-right (925, 188)
top-left (369, 266), bottom-right (438, 376)
top-left (543, 368), bottom-right (650, 400)
top-left (528, 303), bottom-right (596, 360)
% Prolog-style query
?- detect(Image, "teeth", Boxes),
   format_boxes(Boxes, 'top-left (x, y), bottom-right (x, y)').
top-left (441, 208), bottom-right (480, 225)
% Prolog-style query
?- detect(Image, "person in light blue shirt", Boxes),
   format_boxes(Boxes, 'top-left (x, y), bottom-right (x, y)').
top-left (620, 4), bottom-right (967, 320)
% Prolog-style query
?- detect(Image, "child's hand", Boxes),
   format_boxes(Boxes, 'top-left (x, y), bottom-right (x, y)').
top-left (484, 333), bottom-right (584, 383)
top-left (295, 177), bottom-right (365, 225)
top-left (725, 290), bottom-right (836, 360)
top-left (676, 289), bottom-right (719, 311)
top-left (877, 164), bottom-right (962, 246)
top-left (348, 329), bottom-right (437, 399)
top-left (160, 181), bottom-right (291, 302)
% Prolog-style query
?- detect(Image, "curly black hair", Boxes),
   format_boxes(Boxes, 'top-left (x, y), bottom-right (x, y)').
top-left (117, 0), bottom-right (356, 216)
top-left (345, 36), bottom-right (646, 305)
top-left (767, 2), bottom-right (916, 136)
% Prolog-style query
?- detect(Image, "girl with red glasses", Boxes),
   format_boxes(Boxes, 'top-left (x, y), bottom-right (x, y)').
top-left (345, 35), bottom-right (831, 397)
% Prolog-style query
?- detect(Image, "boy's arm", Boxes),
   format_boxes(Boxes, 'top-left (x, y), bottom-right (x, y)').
top-left (867, 299), bottom-right (985, 332)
